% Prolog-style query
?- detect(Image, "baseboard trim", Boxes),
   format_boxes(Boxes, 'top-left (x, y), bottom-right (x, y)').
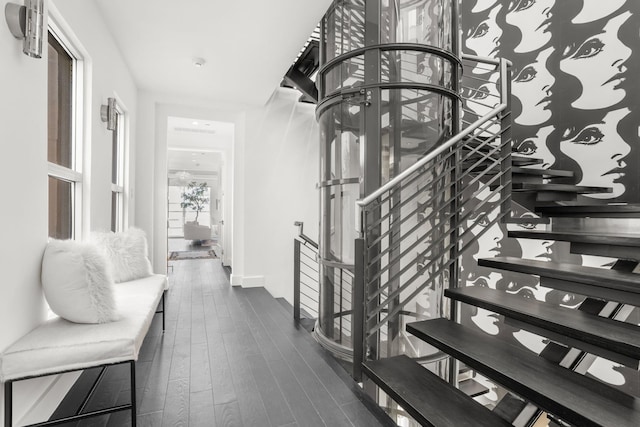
top-left (229, 274), bottom-right (264, 288)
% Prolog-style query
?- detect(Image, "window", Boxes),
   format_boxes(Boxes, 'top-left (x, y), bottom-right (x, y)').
top-left (48, 30), bottom-right (82, 239)
top-left (111, 105), bottom-right (125, 232)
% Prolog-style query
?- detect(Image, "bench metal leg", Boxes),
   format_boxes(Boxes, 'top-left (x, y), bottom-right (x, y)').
top-left (6, 362), bottom-right (135, 427)
top-left (5, 381), bottom-right (12, 427)
top-left (130, 361), bottom-right (137, 427)
top-left (155, 291), bottom-right (166, 333)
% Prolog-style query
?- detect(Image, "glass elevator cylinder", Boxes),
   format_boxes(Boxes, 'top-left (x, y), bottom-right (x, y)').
top-left (315, 0), bottom-right (461, 358)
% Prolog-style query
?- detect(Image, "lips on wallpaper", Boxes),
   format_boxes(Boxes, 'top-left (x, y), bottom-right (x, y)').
top-left (459, 0), bottom-right (640, 407)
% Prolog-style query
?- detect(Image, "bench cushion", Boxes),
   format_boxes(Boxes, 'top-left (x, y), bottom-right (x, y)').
top-left (42, 239), bottom-right (118, 324)
top-left (91, 228), bottom-right (153, 283)
top-left (0, 274), bottom-right (167, 382)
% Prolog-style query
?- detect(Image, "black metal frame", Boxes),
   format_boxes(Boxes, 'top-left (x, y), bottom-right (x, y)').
top-left (4, 361), bottom-right (136, 427)
top-left (4, 291), bottom-right (166, 427)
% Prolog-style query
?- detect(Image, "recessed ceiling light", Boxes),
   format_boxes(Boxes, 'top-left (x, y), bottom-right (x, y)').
top-left (192, 121), bottom-right (199, 125)
top-left (192, 57), bottom-right (206, 68)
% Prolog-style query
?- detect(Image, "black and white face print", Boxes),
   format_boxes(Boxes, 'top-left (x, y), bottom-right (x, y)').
top-left (462, 0), bottom-right (639, 203)
top-left (506, 0), bottom-right (554, 53)
top-left (560, 11), bottom-right (632, 110)
top-left (459, 0), bottom-right (640, 397)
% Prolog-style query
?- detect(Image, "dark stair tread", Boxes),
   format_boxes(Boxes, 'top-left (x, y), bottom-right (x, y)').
top-left (512, 156), bottom-right (543, 166)
top-left (464, 154), bottom-right (543, 167)
top-left (482, 257), bottom-right (640, 307)
top-left (458, 378), bottom-right (490, 398)
top-left (503, 215), bottom-right (550, 225)
top-left (478, 257), bottom-right (640, 294)
top-left (512, 183), bottom-right (612, 194)
top-left (536, 203), bottom-right (640, 218)
top-left (407, 319), bottom-right (640, 427)
top-left (445, 286), bottom-right (640, 360)
top-left (362, 355), bottom-right (511, 427)
top-left (508, 230), bottom-right (640, 247)
top-left (512, 167), bottom-right (574, 178)
top-left (493, 394), bottom-right (528, 423)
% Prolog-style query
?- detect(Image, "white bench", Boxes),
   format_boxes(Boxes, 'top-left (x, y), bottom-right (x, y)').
top-left (0, 273), bottom-right (167, 427)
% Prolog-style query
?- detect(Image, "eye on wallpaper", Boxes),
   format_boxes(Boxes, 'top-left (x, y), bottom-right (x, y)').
top-left (459, 0), bottom-right (640, 411)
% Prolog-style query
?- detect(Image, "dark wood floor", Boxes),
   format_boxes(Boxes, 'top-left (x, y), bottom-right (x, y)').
top-left (52, 258), bottom-right (393, 427)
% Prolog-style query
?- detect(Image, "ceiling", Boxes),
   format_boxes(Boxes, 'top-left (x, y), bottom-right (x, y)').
top-left (94, 0), bottom-right (332, 106)
top-left (167, 117), bottom-right (233, 177)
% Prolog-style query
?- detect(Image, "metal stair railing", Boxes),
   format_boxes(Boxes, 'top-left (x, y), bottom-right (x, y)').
top-left (293, 222), bottom-right (320, 322)
top-left (352, 55), bottom-right (513, 381)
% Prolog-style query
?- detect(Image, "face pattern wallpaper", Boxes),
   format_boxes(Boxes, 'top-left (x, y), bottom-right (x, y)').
top-left (458, 0), bottom-right (640, 406)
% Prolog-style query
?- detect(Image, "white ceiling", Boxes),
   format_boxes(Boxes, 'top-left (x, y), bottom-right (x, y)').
top-left (167, 117), bottom-right (233, 176)
top-left (95, 0), bottom-right (332, 106)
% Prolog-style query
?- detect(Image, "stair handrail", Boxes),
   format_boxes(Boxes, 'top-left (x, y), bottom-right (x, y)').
top-left (294, 220), bottom-right (318, 249)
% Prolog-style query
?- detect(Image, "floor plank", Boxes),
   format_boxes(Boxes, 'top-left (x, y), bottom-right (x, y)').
top-left (51, 258), bottom-right (391, 426)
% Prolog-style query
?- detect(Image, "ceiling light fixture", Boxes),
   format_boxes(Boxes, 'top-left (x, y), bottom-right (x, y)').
top-left (192, 57), bottom-right (206, 68)
top-left (176, 171), bottom-right (192, 184)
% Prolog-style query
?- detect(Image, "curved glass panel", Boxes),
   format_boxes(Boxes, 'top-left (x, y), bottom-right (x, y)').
top-left (381, 89), bottom-right (453, 182)
top-left (380, 50), bottom-right (454, 88)
top-left (382, 0), bottom-right (453, 50)
top-left (323, 54), bottom-right (365, 98)
top-left (324, 0), bottom-right (366, 62)
top-left (317, 0), bottom-right (459, 363)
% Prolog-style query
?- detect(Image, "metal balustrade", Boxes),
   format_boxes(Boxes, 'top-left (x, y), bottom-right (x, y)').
top-left (293, 222), bottom-right (320, 322)
top-left (352, 55), bottom-right (513, 381)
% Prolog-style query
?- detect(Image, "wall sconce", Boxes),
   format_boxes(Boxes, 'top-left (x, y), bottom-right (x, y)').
top-left (5, 0), bottom-right (44, 58)
top-left (101, 97), bottom-right (117, 130)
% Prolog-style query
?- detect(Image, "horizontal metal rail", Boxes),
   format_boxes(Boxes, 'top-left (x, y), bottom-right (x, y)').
top-left (355, 103), bottom-right (506, 234)
top-left (348, 56), bottom-right (513, 381)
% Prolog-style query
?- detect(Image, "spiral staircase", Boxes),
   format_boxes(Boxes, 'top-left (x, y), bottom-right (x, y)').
top-left (294, 1), bottom-right (640, 426)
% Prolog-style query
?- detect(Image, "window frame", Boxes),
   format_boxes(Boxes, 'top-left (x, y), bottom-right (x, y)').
top-left (47, 21), bottom-right (85, 240)
top-left (111, 101), bottom-right (127, 232)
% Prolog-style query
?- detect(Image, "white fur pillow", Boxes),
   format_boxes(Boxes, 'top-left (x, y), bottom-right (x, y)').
top-left (91, 228), bottom-right (152, 283)
top-left (42, 239), bottom-right (118, 323)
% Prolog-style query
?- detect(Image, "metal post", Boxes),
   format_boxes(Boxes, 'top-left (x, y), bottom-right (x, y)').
top-left (5, 381), bottom-right (12, 427)
top-left (447, 0), bottom-right (463, 387)
top-left (499, 58), bottom-right (513, 220)
top-left (361, 0), bottom-right (382, 388)
top-left (352, 238), bottom-right (366, 381)
top-left (294, 239), bottom-right (301, 322)
top-left (162, 292), bottom-right (166, 332)
top-left (130, 361), bottom-right (137, 427)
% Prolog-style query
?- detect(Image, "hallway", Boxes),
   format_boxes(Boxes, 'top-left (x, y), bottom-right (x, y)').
top-left (53, 258), bottom-right (391, 426)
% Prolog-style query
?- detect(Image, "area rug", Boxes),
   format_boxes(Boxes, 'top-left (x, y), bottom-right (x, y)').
top-left (169, 250), bottom-right (217, 260)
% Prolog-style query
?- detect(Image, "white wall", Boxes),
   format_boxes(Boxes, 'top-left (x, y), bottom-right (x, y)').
top-left (0, 0), bottom-right (49, 422)
top-left (136, 87), bottom-right (319, 303)
top-left (0, 0), bottom-right (137, 422)
top-left (237, 88), bottom-right (319, 301)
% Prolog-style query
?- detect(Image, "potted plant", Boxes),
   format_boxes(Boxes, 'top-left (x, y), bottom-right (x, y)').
top-left (180, 181), bottom-right (209, 224)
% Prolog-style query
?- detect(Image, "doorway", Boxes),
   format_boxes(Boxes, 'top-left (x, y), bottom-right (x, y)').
top-left (165, 117), bottom-right (233, 267)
